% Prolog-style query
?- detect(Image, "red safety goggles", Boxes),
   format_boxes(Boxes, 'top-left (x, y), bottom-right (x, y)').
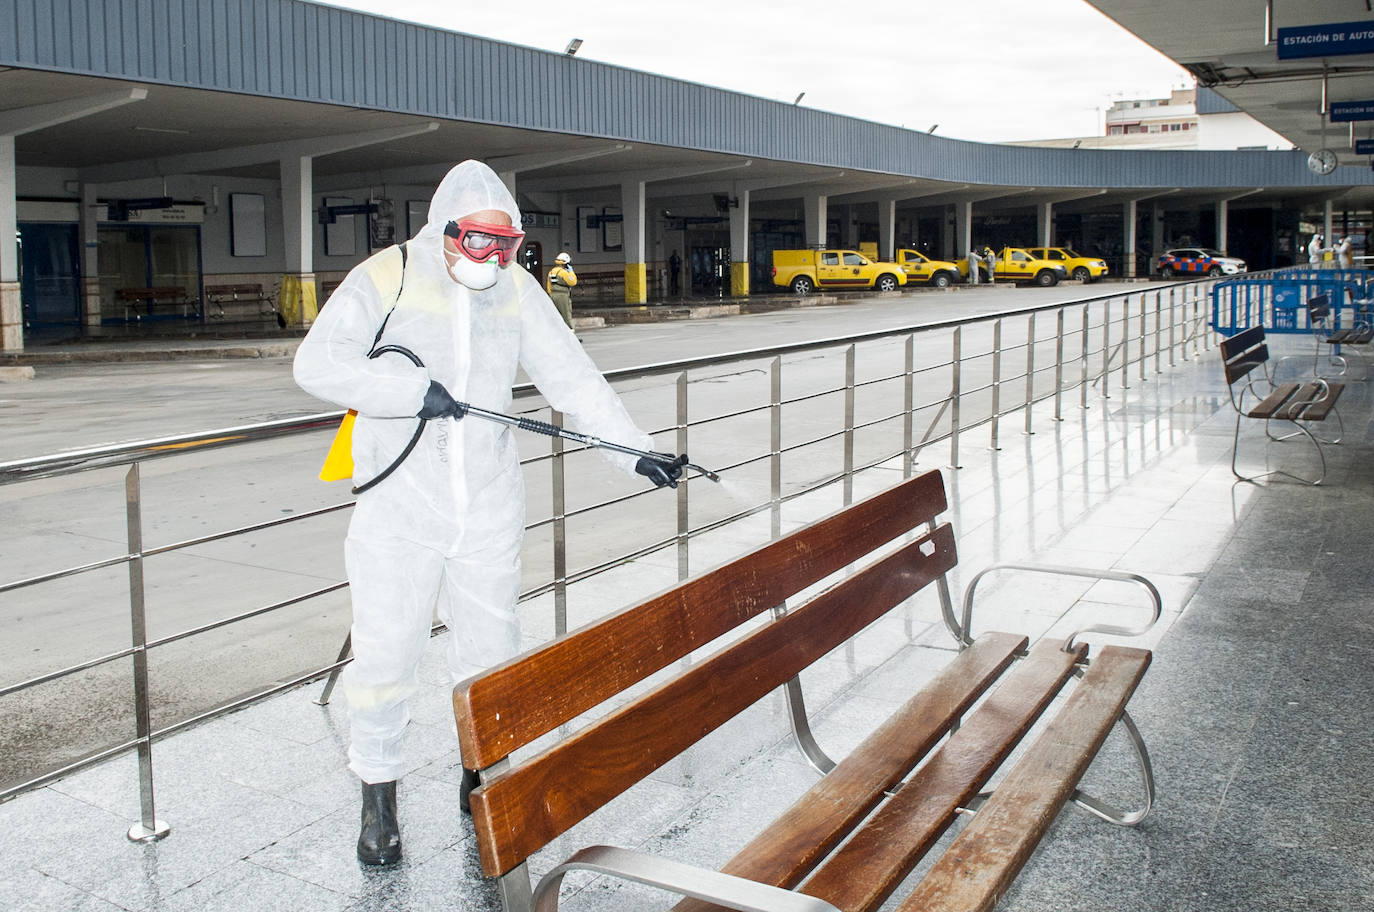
top-left (444, 219), bottom-right (525, 267)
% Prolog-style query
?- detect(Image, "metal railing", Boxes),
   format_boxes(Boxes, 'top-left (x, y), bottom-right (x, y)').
top-left (0, 278), bottom-right (1221, 839)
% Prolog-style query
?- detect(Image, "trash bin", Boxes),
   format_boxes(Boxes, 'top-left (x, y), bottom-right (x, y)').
top-left (1272, 286), bottom-right (1299, 330)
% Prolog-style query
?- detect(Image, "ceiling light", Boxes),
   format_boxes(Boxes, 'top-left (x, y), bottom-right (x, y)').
top-left (565, 38), bottom-right (583, 56)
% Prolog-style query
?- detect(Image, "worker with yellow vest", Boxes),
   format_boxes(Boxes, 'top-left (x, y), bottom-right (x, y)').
top-left (545, 251), bottom-right (577, 327)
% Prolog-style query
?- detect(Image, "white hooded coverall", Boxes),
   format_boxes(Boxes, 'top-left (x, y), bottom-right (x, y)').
top-left (294, 161), bottom-right (653, 784)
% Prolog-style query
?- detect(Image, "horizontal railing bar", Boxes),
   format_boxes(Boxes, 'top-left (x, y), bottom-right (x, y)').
top-left (0, 553), bottom-right (134, 595)
top-left (142, 502), bottom-right (355, 558)
top-left (0, 737), bottom-right (141, 803)
top-left (0, 645), bottom-right (140, 697)
top-left (144, 581), bottom-right (351, 650)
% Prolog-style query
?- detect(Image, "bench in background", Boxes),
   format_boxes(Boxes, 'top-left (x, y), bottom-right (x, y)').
top-left (454, 470), bottom-right (1161, 912)
top-left (1307, 293), bottom-right (1371, 379)
top-left (1221, 324), bottom-right (1344, 485)
top-left (204, 283), bottom-right (277, 320)
top-left (116, 286), bottom-right (195, 321)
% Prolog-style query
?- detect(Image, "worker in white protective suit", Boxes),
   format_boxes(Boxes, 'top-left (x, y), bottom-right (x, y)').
top-left (293, 160), bottom-right (683, 867)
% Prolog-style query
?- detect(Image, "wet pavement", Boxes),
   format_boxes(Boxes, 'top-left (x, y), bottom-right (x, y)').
top-left (2, 318), bottom-right (1372, 911)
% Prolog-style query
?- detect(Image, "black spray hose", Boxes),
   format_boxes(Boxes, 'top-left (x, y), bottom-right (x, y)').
top-left (351, 344), bottom-right (427, 496)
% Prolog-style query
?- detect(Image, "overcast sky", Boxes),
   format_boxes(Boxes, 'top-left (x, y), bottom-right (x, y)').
top-left (320, 0), bottom-right (1191, 143)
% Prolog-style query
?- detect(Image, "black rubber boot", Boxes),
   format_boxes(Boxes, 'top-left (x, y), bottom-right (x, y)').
top-left (459, 767), bottom-right (479, 815)
top-left (357, 780), bottom-right (401, 865)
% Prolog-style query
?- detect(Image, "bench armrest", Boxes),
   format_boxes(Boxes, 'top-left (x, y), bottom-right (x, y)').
top-left (532, 845), bottom-right (840, 912)
top-left (955, 563), bottom-right (1162, 652)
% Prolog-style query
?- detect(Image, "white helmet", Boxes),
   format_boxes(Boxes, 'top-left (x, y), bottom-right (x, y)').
top-left (555, 252), bottom-right (571, 264)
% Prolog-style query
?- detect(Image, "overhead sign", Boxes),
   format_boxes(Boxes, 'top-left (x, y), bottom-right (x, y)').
top-left (1277, 21), bottom-right (1374, 59)
top-left (1357, 139), bottom-right (1374, 155)
top-left (1330, 100), bottom-right (1374, 122)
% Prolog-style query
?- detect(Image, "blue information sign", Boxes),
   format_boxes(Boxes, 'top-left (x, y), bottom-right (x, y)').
top-left (1357, 140), bottom-right (1374, 155)
top-left (1331, 100), bottom-right (1374, 122)
top-left (1277, 21), bottom-right (1374, 59)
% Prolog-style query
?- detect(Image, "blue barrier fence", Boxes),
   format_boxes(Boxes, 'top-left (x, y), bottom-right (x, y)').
top-left (1211, 268), bottom-right (1374, 336)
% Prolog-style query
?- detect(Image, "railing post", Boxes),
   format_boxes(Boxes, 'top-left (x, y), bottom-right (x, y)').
top-left (125, 464), bottom-right (169, 843)
top-left (989, 319), bottom-right (1002, 450)
top-left (1138, 292), bottom-right (1148, 382)
top-left (1101, 299), bottom-right (1113, 399)
top-left (771, 356), bottom-right (782, 540)
top-left (1169, 287), bottom-right (1177, 367)
top-left (1154, 292), bottom-right (1163, 375)
top-left (552, 410), bottom-right (567, 636)
top-left (1053, 307), bottom-right (1065, 422)
top-left (950, 327), bottom-right (963, 469)
top-left (1023, 312), bottom-right (1036, 436)
top-left (676, 372), bottom-right (689, 581)
top-left (843, 345), bottom-right (855, 505)
top-left (1119, 297), bottom-right (1131, 390)
top-left (1080, 306), bottom-right (1090, 410)
top-left (903, 335), bottom-right (914, 477)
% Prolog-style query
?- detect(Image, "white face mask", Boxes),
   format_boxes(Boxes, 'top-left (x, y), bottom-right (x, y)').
top-left (446, 253), bottom-right (501, 290)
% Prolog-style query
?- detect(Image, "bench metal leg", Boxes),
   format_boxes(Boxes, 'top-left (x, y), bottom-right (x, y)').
top-left (1232, 414), bottom-right (1330, 486)
top-left (772, 603), bottom-right (836, 775)
top-left (1071, 709), bottom-right (1155, 827)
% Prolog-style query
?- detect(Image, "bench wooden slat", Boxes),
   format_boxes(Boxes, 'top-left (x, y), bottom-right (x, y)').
top-left (669, 632), bottom-right (1028, 912)
top-left (797, 638), bottom-right (1086, 912)
top-left (1219, 327), bottom-right (1267, 386)
top-left (893, 645), bottom-right (1152, 912)
top-left (1247, 382), bottom-right (1300, 419)
top-left (469, 525), bottom-right (959, 876)
top-left (1274, 381), bottom-right (1343, 421)
top-left (454, 472), bottom-right (949, 770)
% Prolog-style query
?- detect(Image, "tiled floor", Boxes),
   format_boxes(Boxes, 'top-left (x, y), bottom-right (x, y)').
top-left (4, 332), bottom-right (1373, 911)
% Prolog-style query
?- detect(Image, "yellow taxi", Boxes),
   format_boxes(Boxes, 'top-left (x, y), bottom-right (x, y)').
top-left (893, 249), bottom-right (963, 288)
top-left (1026, 247), bottom-right (1108, 283)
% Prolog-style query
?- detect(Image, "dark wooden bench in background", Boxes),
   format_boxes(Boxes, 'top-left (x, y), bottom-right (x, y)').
top-left (454, 470), bottom-right (1160, 912)
top-left (1221, 324), bottom-right (1344, 485)
top-left (116, 286), bottom-right (194, 320)
top-left (204, 283), bottom-right (277, 320)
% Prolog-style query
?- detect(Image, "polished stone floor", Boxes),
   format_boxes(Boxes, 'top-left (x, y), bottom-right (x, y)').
top-left (2, 331), bottom-right (1372, 912)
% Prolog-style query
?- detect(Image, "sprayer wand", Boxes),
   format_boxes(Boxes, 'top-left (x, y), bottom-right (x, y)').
top-left (459, 402), bottom-right (721, 483)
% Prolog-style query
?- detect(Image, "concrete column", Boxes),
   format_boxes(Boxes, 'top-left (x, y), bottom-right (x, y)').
top-left (878, 199), bottom-right (896, 260)
top-left (1038, 202), bottom-right (1053, 247)
top-left (81, 183), bottom-right (101, 328)
top-left (1215, 200), bottom-right (1229, 254)
top-left (279, 154), bottom-right (317, 327)
top-left (804, 194), bottom-right (827, 248)
top-left (1324, 200), bottom-right (1335, 258)
top-left (941, 206), bottom-right (956, 260)
top-left (729, 186), bottom-right (750, 297)
top-left (621, 180), bottom-right (647, 304)
top-left (1, 135), bottom-right (20, 352)
top-left (1123, 199), bottom-right (1138, 278)
top-left (497, 170), bottom-right (517, 201)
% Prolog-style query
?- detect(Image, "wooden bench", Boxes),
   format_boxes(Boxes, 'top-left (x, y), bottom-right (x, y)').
top-left (1307, 293), bottom-right (1372, 379)
top-left (116, 286), bottom-right (195, 321)
top-left (453, 470), bottom-right (1161, 912)
top-left (204, 283), bottom-right (277, 320)
top-left (1221, 324), bottom-right (1344, 485)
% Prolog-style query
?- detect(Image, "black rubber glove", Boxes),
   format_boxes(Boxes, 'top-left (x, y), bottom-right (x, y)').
top-left (635, 454), bottom-right (686, 489)
top-left (417, 380), bottom-right (466, 420)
